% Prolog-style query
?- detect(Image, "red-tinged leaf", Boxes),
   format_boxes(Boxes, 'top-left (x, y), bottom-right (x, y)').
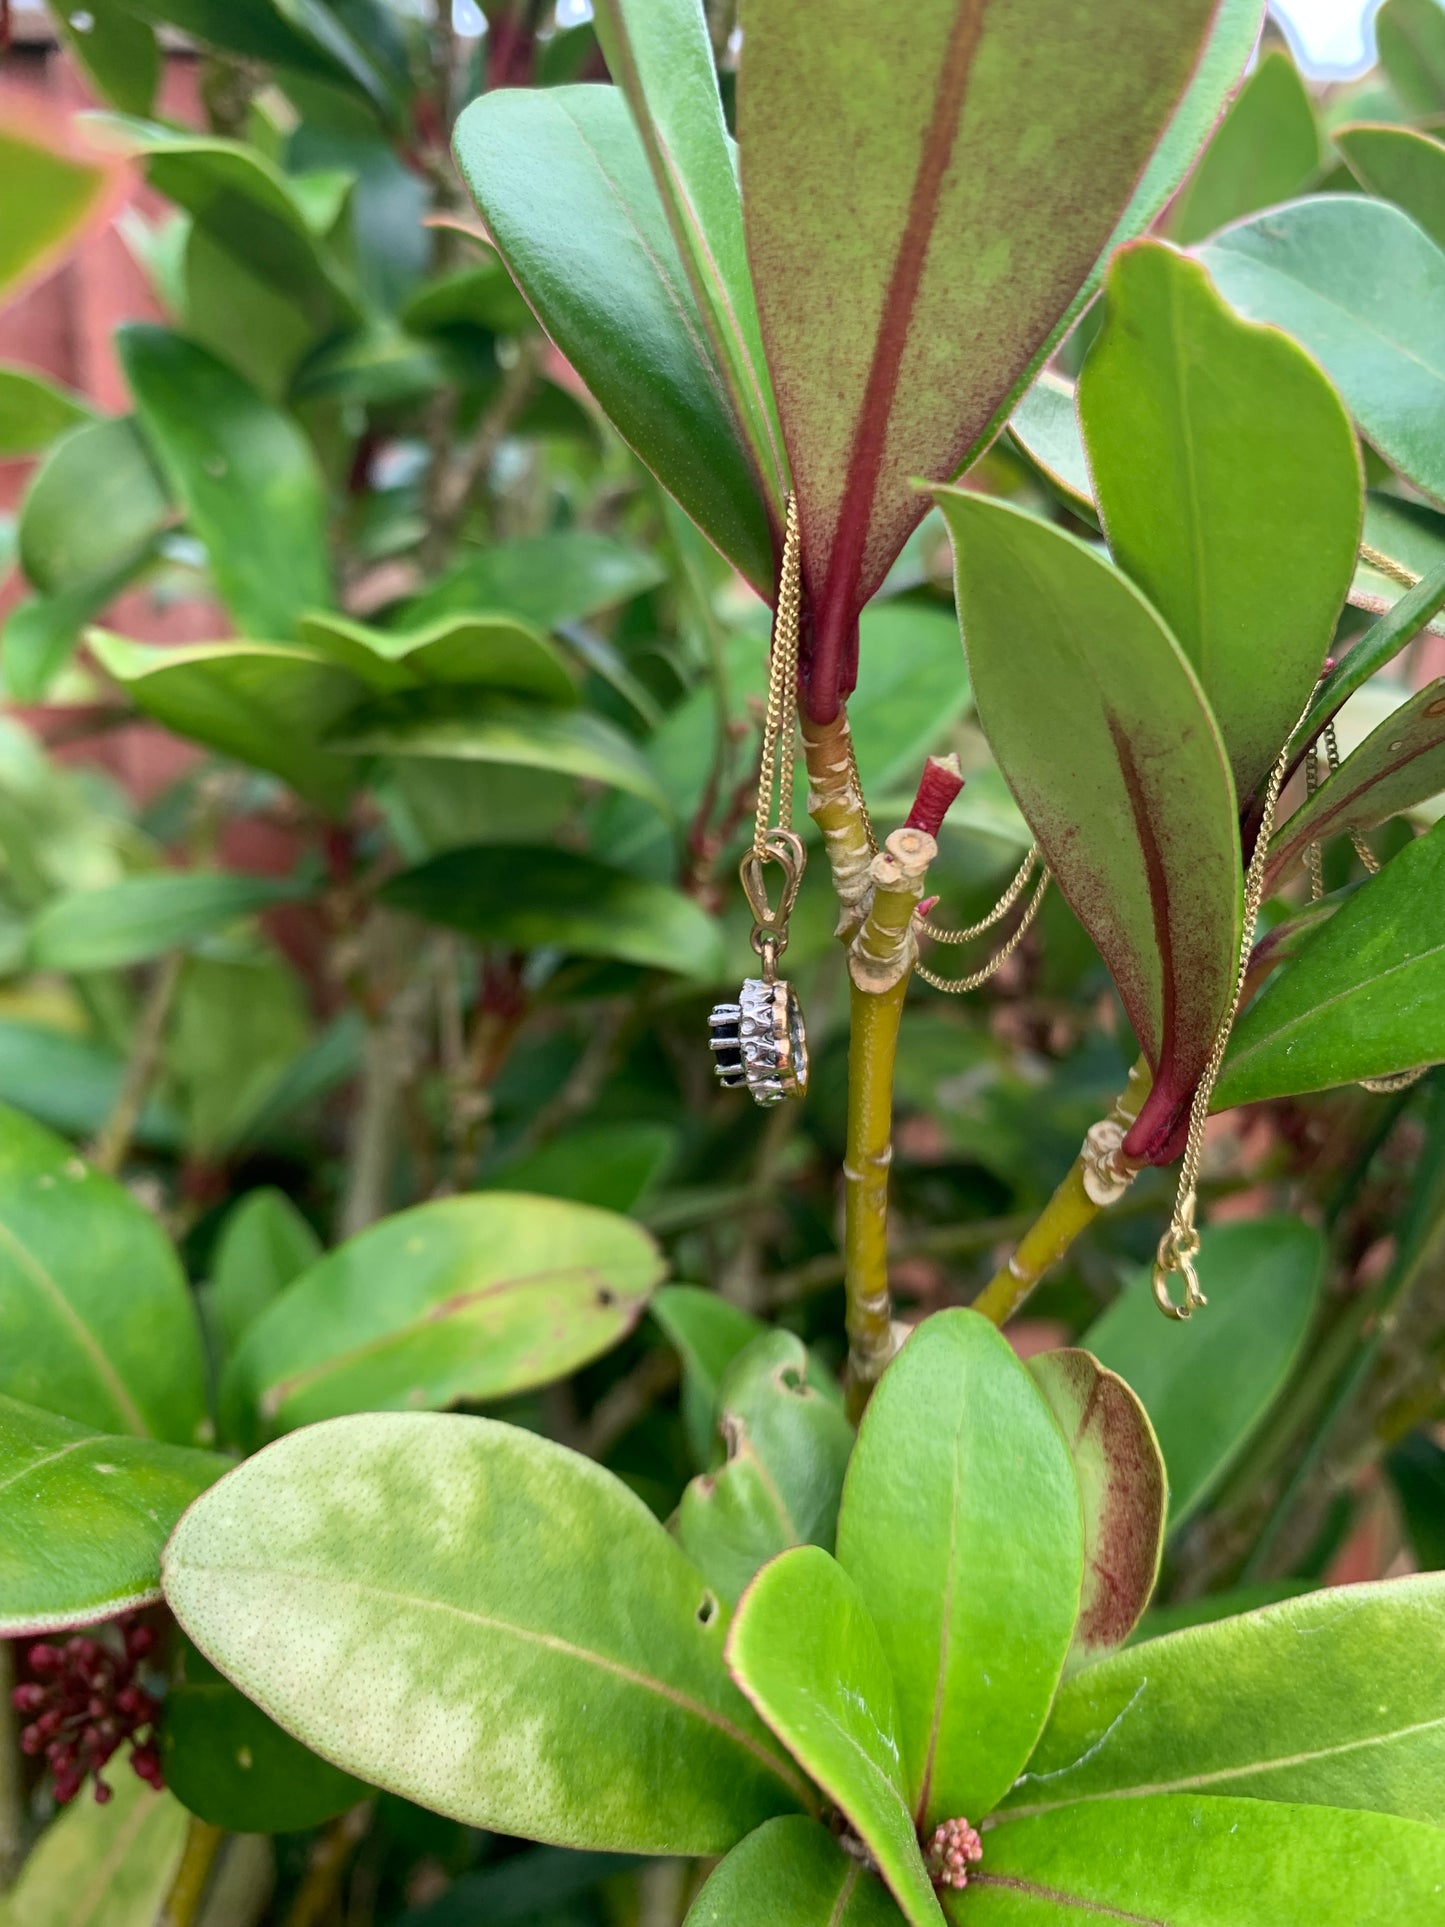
top-left (1267, 680), bottom-right (1445, 890)
top-left (736, 0), bottom-right (1222, 716)
top-left (935, 489), bottom-right (1241, 1164)
top-left (1029, 1350), bottom-right (1166, 1671)
top-left (0, 101), bottom-right (132, 308)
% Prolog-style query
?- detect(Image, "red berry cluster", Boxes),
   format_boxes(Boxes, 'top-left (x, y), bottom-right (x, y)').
top-left (11, 1617), bottom-right (164, 1805)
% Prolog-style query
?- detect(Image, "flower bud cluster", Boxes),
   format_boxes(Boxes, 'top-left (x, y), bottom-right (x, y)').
top-left (11, 1617), bottom-right (163, 1804)
top-left (926, 1815), bottom-right (984, 1890)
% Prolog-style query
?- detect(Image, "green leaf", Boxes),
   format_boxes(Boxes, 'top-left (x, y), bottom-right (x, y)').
top-left (18, 416), bottom-right (171, 596)
top-left (0, 1760), bottom-right (188, 1927)
top-left (0, 1394), bottom-right (225, 1634)
top-left (51, 1), bottom-right (159, 115)
top-left (163, 1410), bottom-right (809, 1850)
top-left (1000, 1575), bottom-right (1445, 1827)
top-left (1377, 0), bottom-right (1445, 116)
top-left (206, 1187), bottom-right (322, 1358)
top-left (117, 325), bottom-right (332, 637)
top-left (961, 1795), bottom-right (1445, 1923)
top-left (405, 530), bottom-right (666, 633)
top-left (0, 1104), bottom-right (207, 1444)
top-left (1301, 562), bottom-right (1445, 751)
top-left (1007, 375), bottom-right (1093, 520)
top-left (0, 119), bottom-right (127, 306)
top-left (162, 1643), bottom-right (366, 1833)
top-left (5, 564), bottom-right (156, 705)
top-left (494, 1122), bottom-right (676, 1216)
top-left (936, 488), bottom-right (1241, 1163)
top-left (593, 0), bottom-right (786, 513)
top-left (1388, 1433), bottom-right (1445, 1570)
top-left (736, 0), bottom-right (1220, 703)
top-left (678, 1332), bottom-right (854, 1606)
top-left (1167, 48), bottom-right (1321, 245)
top-left (836, 1310), bottom-right (1083, 1830)
top-left (27, 871), bottom-right (309, 974)
top-left (89, 633), bottom-right (359, 816)
top-left (452, 87), bottom-right (773, 592)
top-left (103, 0), bottom-right (363, 87)
top-left (1337, 122), bottom-right (1445, 253)
top-left (0, 1020), bottom-right (178, 1149)
top-left (380, 845), bottom-right (726, 980)
top-left (687, 1817), bottom-right (904, 1927)
top-left (299, 611), bottom-right (577, 704)
top-left (1028, 1350), bottom-right (1165, 1671)
top-left (220, 1192), bottom-right (664, 1443)
top-left (726, 1546), bottom-right (943, 1927)
top-left (651, 1285), bottom-right (767, 1468)
top-left (1218, 821), bottom-right (1445, 1103)
top-left (1269, 680), bottom-right (1445, 887)
top-left (0, 364), bottom-right (92, 459)
top-left (1083, 1217), bottom-right (1324, 1527)
top-left (1197, 196), bottom-right (1445, 509)
top-left (1079, 240), bottom-right (1360, 794)
top-left (328, 690), bottom-right (670, 814)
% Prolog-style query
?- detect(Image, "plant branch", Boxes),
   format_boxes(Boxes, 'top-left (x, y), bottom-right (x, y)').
top-left (159, 1819), bottom-right (227, 1927)
top-left (282, 1804), bottom-right (374, 1927)
top-left (89, 951), bottom-right (184, 1177)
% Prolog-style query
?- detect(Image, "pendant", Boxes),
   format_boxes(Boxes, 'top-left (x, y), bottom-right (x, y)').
top-left (708, 975), bottom-right (809, 1106)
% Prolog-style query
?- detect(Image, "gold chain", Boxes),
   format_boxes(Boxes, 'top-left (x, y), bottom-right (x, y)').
top-left (914, 866), bottom-right (1050, 992)
top-left (920, 845), bottom-right (1040, 942)
top-left (753, 492), bottom-right (802, 860)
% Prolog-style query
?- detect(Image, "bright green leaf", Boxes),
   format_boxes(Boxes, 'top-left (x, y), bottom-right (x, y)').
top-left (1079, 240), bottom-right (1360, 793)
top-left (1198, 196), bottom-right (1445, 509)
top-left (452, 87), bottom-right (773, 592)
top-left (299, 612), bottom-right (577, 704)
top-left (836, 1310), bottom-right (1083, 1829)
top-left (0, 1395), bottom-right (225, 1634)
top-left (206, 1187), bottom-right (322, 1358)
top-left (1000, 1575), bottom-right (1445, 1827)
top-left (1218, 820), bottom-right (1445, 1103)
top-left (936, 488), bottom-right (1241, 1163)
top-left (380, 845), bottom-right (726, 979)
top-left (727, 1545), bottom-right (943, 1927)
top-left (103, 0), bottom-right (361, 87)
top-left (5, 564), bottom-right (157, 705)
top-left (0, 1104), bottom-right (207, 1444)
top-left (1377, 0), bottom-right (1445, 116)
top-left (1336, 122), bottom-right (1445, 252)
top-left (51, 1), bottom-right (159, 116)
top-left (405, 530), bottom-right (665, 633)
top-left (0, 120), bottom-right (126, 306)
top-left (163, 1411), bottom-right (809, 1851)
top-left (1083, 1217), bottom-right (1323, 1527)
top-left (1300, 561), bottom-right (1445, 748)
top-left (18, 416), bottom-right (170, 596)
top-left (221, 1192), bottom-right (664, 1442)
top-left (0, 364), bottom-right (92, 459)
top-left (0, 1759), bottom-right (188, 1927)
top-left (1029, 1350), bottom-right (1165, 1670)
top-left (1007, 375), bottom-right (1093, 520)
top-left (651, 1285), bottom-right (768, 1467)
top-left (1168, 48), bottom-right (1321, 245)
top-left (27, 871), bottom-right (309, 974)
top-left (117, 324), bottom-right (332, 637)
top-left (687, 1817), bottom-right (904, 1927)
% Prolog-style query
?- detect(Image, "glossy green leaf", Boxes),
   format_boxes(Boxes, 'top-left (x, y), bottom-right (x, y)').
top-left (1198, 196), bottom-right (1445, 509)
top-left (4, 563), bottom-right (156, 706)
top-left (405, 530), bottom-right (666, 633)
top-left (960, 1795), bottom-right (1445, 1924)
top-left (937, 488), bottom-right (1241, 1163)
top-left (207, 1187), bottom-right (322, 1358)
top-left (687, 1817), bottom-right (904, 1927)
top-left (381, 845), bottom-right (725, 979)
top-left (27, 871), bottom-right (308, 974)
top-left (117, 325), bottom-right (332, 637)
top-left (727, 1546), bottom-right (943, 1927)
top-left (0, 1394), bottom-right (225, 1634)
top-left (162, 1644), bottom-right (366, 1833)
top-left (1168, 48), bottom-right (1321, 246)
top-left (1337, 122), bottom-right (1445, 252)
top-left (168, 950), bottom-right (313, 1159)
top-left (299, 612), bottom-right (576, 704)
top-left (678, 1331), bottom-right (854, 1606)
top-left (1269, 680), bottom-right (1445, 886)
top-left (651, 1286), bottom-right (767, 1467)
top-left (1389, 1433), bottom-right (1445, 1570)
top-left (163, 1410), bottom-right (808, 1851)
top-left (1079, 240), bottom-right (1360, 793)
top-left (1000, 1575), bottom-right (1445, 1826)
top-left (0, 364), bottom-right (92, 459)
top-left (837, 1310), bottom-right (1083, 1829)
top-left (104, 0), bottom-right (361, 87)
top-left (0, 1759), bottom-right (188, 1927)
top-left (51, 0), bottom-right (160, 116)
top-left (1007, 375), bottom-right (1092, 519)
top-left (453, 87), bottom-right (772, 592)
top-left (329, 690), bottom-right (669, 814)
top-left (736, 0), bottom-right (1219, 704)
top-left (0, 119), bottom-right (127, 306)
top-left (221, 1192), bottom-right (663, 1442)
top-left (0, 1020), bottom-right (178, 1150)
top-left (1377, 0), bottom-right (1445, 116)
top-left (594, 0), bottom-right (785, 515)
top-left (89, 633), bottom-right (359, 816)
top-left (495, 1122), bottom-right (676, 1216)
top-left (18, 416), bottom-right (170, 596)
top-left (1219, 820), bottom-right (1445, 1103)
top-left (1029, 1350), bottom-right (1165, 1671)
top-left (0, 1104), bottom-right (207, 1445)
top-left (1083, 1217), bottom-right (1323, 1527)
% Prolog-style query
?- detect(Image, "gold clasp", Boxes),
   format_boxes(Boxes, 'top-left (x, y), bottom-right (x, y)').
top-left (740, 830), bottom-right (806, 979)
top-left (1151, 1190), bottom-right (1206, 1321)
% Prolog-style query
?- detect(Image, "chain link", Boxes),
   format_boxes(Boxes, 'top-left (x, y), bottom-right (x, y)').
top-left (753, 493), bottom-right (801, 862)
top-left (914, 868), bottom-right (1050, 992)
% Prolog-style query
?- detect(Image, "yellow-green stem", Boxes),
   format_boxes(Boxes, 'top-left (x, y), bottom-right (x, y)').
top-left (844, 972), bottom-right (909, 1416)
top-left (159, 1819), bottom-right (226, 1927)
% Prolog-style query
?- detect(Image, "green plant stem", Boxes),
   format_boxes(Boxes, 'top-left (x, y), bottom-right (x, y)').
top-left (281, 1804), bottom-right (374, 1927)
top-left (159, 1819), bottom-right (227, 1927)
top-left (89, 949), bottom-right (183, 1177)
top-left (843, 972), bottom-right (909, 1415)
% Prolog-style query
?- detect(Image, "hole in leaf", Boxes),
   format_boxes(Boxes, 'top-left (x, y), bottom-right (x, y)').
top-left (596, 1286), bottom-right (616, 1308)
top-left (697, 1590), bottom-right (719, 1627)
top-left (778, 1364), bottom-right (805, 1392)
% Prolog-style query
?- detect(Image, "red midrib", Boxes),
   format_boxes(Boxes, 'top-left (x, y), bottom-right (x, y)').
top-left (807, 0), bottom-right (991, 720)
